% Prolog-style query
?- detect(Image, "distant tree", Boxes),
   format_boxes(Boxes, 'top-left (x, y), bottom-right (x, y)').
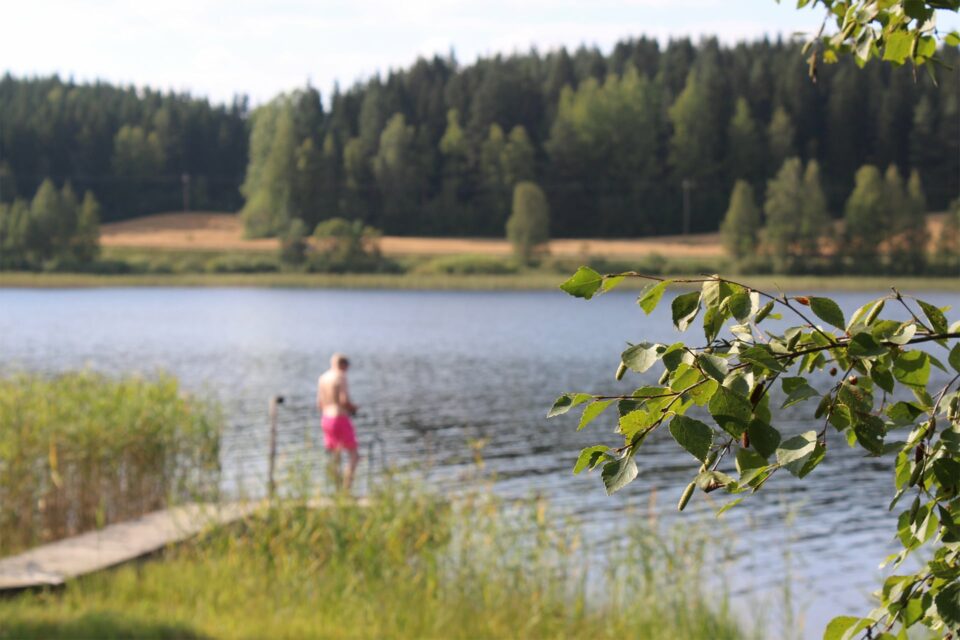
top-left (501, 126), bottom-right (535, 188)
top-left (279, 218), bottom-right (308, 267)
top-left (372, 113), bottom-right (421, 233)
top-left (26, 179), bottom-right (62, 263)
top-left (111, 125), bottom-right (165, 216)
top-left (506, 181), bottom-right (550, 262)
top-left (843, 164), bottom-right (886, 269)
top-left (669, 69), bottom-right (720, 186)
top-left (438, 109), bottom-right (471, 231)
top-left (73, 191), bottom-right (101, 263)
top-left (719, 180), bottom-right (761, 259)
top-left (766, 106), bottom-right (796, 170)
top-left (888, 169), bottom-right (929, 274)
top-left (798, 160), bottom-right (830, 261)
top-left (936, 199), bottom-right (960, 270)
top-left (0, 199), bottom-right (29, 267)
top-left (726, 98), bottom-right (763, 185)
top-left (480, 124), bottom-right (509, 231)
top-left (763, 157), bottom-right (804, 272)
top-left (241, 105), bottom-right (298, 238)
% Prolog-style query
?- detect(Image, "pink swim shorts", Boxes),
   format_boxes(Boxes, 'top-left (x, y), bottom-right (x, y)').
top-left (321, 415), bottom-right (357, 451)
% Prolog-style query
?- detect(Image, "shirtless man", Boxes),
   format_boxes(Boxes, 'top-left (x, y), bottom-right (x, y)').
top-left (317, 353), bottom-right (360, 491)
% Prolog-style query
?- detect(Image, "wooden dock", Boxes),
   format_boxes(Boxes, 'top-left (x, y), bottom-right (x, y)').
top-left (0, 497), bottom-right (367, 592)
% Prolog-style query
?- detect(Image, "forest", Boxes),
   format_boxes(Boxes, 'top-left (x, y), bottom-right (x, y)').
top-left (0, 37), bottom-right (958, 239)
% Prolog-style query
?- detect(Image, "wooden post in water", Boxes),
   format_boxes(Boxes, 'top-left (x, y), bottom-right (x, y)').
top-left (267, 395), bottom-right (284, 500)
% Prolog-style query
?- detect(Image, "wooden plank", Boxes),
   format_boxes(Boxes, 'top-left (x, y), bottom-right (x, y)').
top-left (0, 497), bottom-right (369, 592)
top-left (0, 502), bottom-right (256, 591)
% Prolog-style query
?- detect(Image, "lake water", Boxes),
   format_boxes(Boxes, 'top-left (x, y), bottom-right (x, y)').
top-left (1, 286), bottom-right (957, 637)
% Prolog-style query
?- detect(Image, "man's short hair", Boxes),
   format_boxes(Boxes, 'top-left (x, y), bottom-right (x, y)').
top-left (331, 353), bottom-right (350, 368)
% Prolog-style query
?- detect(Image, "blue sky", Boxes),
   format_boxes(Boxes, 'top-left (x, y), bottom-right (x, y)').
top-left (3, 1), bottom-right (958, 105)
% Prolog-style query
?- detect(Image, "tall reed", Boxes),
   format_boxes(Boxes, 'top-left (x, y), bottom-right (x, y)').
top-left (0, 480), bottom-right (752, 639)
top-left (0, 371), bottom-right (220, 554)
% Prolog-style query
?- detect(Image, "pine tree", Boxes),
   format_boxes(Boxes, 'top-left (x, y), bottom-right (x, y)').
top-left (798, 160), bottom-right (831, 262)
top-left (241, 105), bottom-right (298, 238)
top-left (506, 181), bottom-right (550, 263)
top-left (843, 165), bottom-right (886, 270)
top-left (720, 180), bottom-right (761, 259)
top-left (727, 98), bottom-right (763, 185)
top-left (890, 169), bottom-right (929, 274)
top-left (73, 191), bottom-right (101, 263)
top-left (767, 107), bottom-right (796, 170)
top-left (763, 158), bottom-right (804, 272)
top-left (372, 113), bottom-right (419, 232)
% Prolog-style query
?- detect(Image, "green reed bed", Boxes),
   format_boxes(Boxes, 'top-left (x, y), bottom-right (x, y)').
top-left (0, 372), bottom-right (220, 555)
top-left (0, 481), bottom-right (751, 640)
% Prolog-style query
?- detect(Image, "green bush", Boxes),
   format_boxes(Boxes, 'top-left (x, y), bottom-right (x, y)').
top-left (205, 255), bottom-right (280, 274)
top-left (412, 254), bottom-right (519, 275)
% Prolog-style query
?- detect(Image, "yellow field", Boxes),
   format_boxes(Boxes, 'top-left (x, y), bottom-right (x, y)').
top-left (100, 212), bottom-right (725, 258)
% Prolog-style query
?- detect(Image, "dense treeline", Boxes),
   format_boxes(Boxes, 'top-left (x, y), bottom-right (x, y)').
top-left (241, 37), bottom-right (959, 239)
top-left (2, 38), bottom-right (958, 240)
top-left (0, 74), bottom-right (248, 221)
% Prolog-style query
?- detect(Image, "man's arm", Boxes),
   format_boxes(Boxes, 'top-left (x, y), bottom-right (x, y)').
top-left (339, 378), bottom-right (358, 415)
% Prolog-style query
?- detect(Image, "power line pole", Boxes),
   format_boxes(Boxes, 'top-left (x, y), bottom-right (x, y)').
top-left (681, 178), bottom-right (694, 235)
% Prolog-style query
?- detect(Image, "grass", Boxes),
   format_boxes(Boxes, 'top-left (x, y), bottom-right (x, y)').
top-left (0, 481), bottom-right (752, 640)
top-left (0, 372), bottom-right (220, 554)
top-left (0, 268), bottom-right (958, 291)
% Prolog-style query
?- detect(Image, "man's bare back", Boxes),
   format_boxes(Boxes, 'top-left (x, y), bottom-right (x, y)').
top-left (317, 368), bottom-right (356, 417)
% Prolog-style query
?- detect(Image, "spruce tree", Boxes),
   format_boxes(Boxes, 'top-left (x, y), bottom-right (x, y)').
top-left (763, 157), bottom-right (804, 272)
top-left (766, 107), bottom-right (796, 171)
top-left (720, 180), bottom-right (761, 260)
top-left (74, 191), bottom-right (101, 263)
top-left (843, 165), bottom-right (886, 270)
top-left (798, 160), bottom-right (831, 264)
top-left (506, 181), bottom-right (550, 263)
top-left (727, 98), bottom-right (763, 185)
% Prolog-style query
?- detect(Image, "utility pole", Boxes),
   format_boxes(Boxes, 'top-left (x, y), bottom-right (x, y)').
top-left (181, 173), bottom-right (190, 212)
top-left (681, 178), bottom-right (694, 236)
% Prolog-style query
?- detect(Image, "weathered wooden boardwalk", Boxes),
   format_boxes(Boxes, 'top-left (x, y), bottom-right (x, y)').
top-left (0, 497), bottom-right (368, 592)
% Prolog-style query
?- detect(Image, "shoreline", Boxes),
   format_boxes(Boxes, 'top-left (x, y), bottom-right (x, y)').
top-left (0, 271), bottom-right (958, 292)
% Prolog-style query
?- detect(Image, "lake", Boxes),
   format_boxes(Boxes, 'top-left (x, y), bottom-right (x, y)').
top-left (1, 286), bottom-right (957, 637)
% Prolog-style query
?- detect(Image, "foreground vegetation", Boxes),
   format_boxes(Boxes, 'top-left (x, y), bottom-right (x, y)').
top-left (0, 372), bottom-right (220, 554)
top-left (0, 482), bottom-right (750, 640)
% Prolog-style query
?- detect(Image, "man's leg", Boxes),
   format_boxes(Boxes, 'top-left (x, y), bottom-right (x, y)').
top-left (343, 448), bottom-right (360, 492)
top-left (327, 449), bottom-right (342, 490)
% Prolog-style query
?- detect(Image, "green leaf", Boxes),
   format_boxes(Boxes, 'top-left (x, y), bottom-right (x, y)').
top-left (716, 497), bottom-right (744, 517)
top-left (870, 366), bottom-right (894, 394)
top-left (573, 445), bottom-right (608, 474)
top-left (697, 353), bottom-right (729, 382)
top-left (637, 280), bottom-right (671, 314)
top-left (887, 322), bottom-right (916, 345)
top-left (578, 400), bottom-right (613, 431)
top-left (601, 454), bottom-right (638, 495)
top-left (671, 291), bottom-right (701, 332)
top-left (949, 343), bottom-right (960, 374)
top-left (823, 616), bottom-right (871, 640)
top-left (708, 385), bottom-right (753, 437)
top-left (933, 458), bottom-right (960, 492)
top-left (601, 275), bottom-right (625, 293)
top-left (809, 297), bottom-right (845, 330)
top-left (935, 582), bottom-right (960, 629)
top-left (739, 345), bottom-right (787, 373)
top-left (748, 419), bottom-right (781, 458)
top-left (946, 30), bottom-right (960, 47)
top-left (882, 30), bottom-right (915, 64)
top-left (852, 415), bottom-right (885, 455)
top-left (548, 392), bottom-right (592, 417)
top-left (847, 332), bottom-right (886, 358)
top-left (668, 415), bottom-right (714, 462)
top-left (621, 342), bottom-right (666, 373)
top-left (560, 267), bottom-right (604, 299)
top-left (893, 351), bottom-right (931, 388)
top-left (726, 292), bottom-right (752, 322)
top-left (776, 430), bottom-right (818, 475)
top-left (916, 299), bottom-right (949, 334)
top-left (781, 377), bottom-right (820, 409)
top-left (687, 378), bottom-right (719, 406)
top-left (669, 364), bottom-right (701, 392)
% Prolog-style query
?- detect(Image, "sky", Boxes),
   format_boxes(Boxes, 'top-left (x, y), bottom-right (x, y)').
top-left (2, 1), bottom-right (958, 106)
